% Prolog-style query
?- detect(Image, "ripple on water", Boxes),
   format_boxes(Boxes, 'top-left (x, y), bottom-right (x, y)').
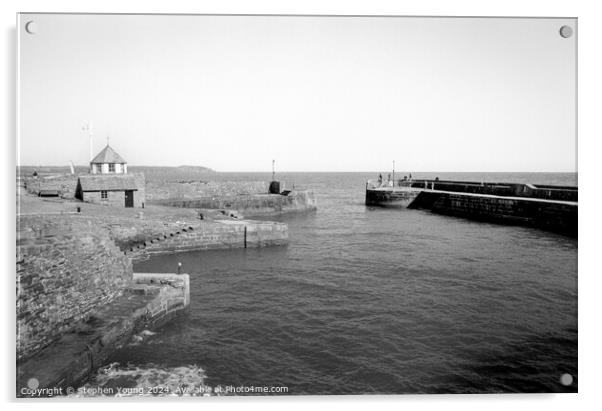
top-left (127, 172), bottom-right (577, 394)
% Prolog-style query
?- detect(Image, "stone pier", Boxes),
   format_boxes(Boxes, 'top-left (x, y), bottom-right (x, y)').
top-left (149, 190), bottom-right (317, 217)
top-left (365, 179), bottom-right (577, 237)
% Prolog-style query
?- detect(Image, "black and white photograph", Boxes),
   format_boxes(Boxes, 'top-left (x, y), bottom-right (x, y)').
top-left (14, 10), bottom-right (580, 400)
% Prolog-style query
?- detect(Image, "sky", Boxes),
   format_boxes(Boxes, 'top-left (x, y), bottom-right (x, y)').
top-left (18, 14), bottom-right (576, 172)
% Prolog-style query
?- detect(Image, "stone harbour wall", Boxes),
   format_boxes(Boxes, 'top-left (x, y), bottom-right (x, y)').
top-left (16, 216), bottom-right (133, 360)
top-left (365, 188), bottom-right (421, 207)
top-left (406, 179), bottom-right (578, 202)
top-left (17, 274), bottom-right (190, 394)
top-left (150, 190), bottom-right (317, 217)
top-left (108, 218), bottom-right (194, 253)
top-left (409, 191), bottom-right (577, 237)
top-left (146, 180), bottom-right (269, 201)
top-left (132, 273), bottom-right (190, 328)
top-left (130, 220), bottom-right (288, 259)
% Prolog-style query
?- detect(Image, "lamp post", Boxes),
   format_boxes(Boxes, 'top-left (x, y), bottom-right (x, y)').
top-left (392, 160), bottom-right (395, 188)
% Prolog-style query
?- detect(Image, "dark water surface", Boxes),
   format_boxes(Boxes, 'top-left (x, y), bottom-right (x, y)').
top-left (112, 172), bottom-right (577, 394)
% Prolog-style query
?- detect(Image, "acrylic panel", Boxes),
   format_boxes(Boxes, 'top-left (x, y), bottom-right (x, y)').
top-left (16, 13), bottom-right (577, 397)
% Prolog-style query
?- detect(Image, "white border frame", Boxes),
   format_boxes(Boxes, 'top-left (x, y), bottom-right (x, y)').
top-left (4, 1), bottom-right (601, 410)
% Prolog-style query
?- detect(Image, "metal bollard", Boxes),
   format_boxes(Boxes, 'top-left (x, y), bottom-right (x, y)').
top-left (177, 262), bottom-right (182, 274)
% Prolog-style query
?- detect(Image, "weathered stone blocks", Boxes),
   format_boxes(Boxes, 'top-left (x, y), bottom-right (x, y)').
top-left (150, 190), bottom-right (317, 217)
top-left (17, 216), bottom-right (133, 360)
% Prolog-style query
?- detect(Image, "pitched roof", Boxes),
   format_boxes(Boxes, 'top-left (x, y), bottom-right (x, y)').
top-left (90, 145), bottom-right (127, 164)
top-left (78, 174), bottom-right (139, 191)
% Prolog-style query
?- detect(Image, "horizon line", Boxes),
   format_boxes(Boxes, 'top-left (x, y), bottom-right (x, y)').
top-left (15, 165), bottom-right (578, 174)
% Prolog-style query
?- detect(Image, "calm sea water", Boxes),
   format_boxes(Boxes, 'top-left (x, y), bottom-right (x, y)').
top-left (103, 172), bottom-right (577, 394)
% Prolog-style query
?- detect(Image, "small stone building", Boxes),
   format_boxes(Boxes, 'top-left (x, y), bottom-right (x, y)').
top-left (76, 174), bottom-right (145, 207)
top-left (75, 144), bottom-right (145, 207)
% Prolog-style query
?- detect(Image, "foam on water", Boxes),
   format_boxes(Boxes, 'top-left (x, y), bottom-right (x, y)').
top-left (75, 363), bottom-right (210, 397)
top-left (128, 329), bottom-right (158, 346)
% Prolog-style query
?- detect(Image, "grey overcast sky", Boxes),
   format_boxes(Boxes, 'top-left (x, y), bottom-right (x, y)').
top-left (18, 14), bottom-right (576, 172)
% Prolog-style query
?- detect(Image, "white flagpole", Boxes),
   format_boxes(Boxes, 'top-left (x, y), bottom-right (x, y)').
top-left (82, 122), bottom-right (93, 162)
